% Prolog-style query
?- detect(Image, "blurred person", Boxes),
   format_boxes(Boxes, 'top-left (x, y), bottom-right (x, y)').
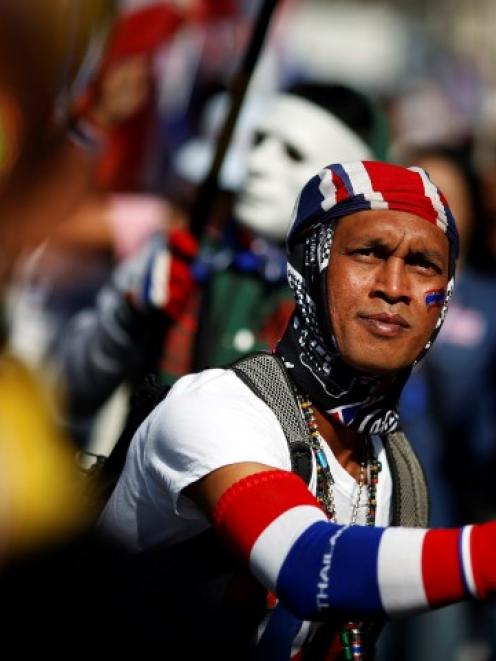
top-left (0, 0), bottom-right (119, 566)
top-left (98, 160), bottom-right (496, 660)
top-left (55, 82), bottom-right (381, 435)
top-left (4, 0), bottom-right (236, 365)
top-left (399, 144), bottom-right (496, 527)
top-left (5, 45), bottom-right (172, 371)
top-left (474, 92), bottom-right (496, 266)
top-left (4, 0), bottom-right (243, 374)
top-left (4, 26), bottom-right (171, 455)
top-left (380, 144), bottom-right (496, 661)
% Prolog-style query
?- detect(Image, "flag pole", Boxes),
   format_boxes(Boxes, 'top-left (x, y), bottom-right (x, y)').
top-left (190, 0), bottom-right (280, 238)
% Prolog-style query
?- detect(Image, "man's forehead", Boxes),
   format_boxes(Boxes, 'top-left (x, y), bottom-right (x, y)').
top-left (334, 209), bottom-right (450, 252)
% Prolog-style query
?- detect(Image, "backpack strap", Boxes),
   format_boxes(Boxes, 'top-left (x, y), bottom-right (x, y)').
top-left (382, 431), bottom-right (430, 527)
top-left (230, 351), bottom-right (430, 528)
top-left (230, 351), bottom-right (313, 485)
top-left (81, 373), bottom-right (171, 516)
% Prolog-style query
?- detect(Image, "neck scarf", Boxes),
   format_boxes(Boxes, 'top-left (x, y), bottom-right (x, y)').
top-left (276, 160), bottom-right (459, 434)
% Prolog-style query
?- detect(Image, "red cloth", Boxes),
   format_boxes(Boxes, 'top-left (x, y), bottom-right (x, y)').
top-left (103, 5), bottom-right (184, 64)
top-left (213, 470), bottom-right (319, 559)
top-left (163, 227), bottom-right (199, 320)
top-left (421, 528), bottom-right (465, 606)
top-left (471, 521), bottom-right (496, 599)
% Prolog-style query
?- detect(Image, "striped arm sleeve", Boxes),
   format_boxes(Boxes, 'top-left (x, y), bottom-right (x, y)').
top-left (213, 470), bottom-right (496, 620)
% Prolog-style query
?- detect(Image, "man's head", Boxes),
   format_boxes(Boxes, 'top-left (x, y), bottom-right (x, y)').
top-left (278, 160), bottom-right (458, 433)
top-left (234, 83), bottom-right (379, 242)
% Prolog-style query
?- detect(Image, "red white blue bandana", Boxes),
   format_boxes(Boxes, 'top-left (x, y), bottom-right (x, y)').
top-left (277, 161), bottom-right (459, 434)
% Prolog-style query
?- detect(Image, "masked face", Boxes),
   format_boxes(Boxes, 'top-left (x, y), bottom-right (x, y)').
top-left (234, 95), bottom-right (372, 242)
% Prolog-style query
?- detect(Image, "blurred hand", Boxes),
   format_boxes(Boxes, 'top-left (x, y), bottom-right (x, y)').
top-left (118, 228), bottom-right (198, 320)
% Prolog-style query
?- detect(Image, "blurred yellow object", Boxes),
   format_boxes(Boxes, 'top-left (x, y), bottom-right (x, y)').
top-left (0, 4), bottom-right (115, 558)
top-left (0, 354), bottom-right (90, 558)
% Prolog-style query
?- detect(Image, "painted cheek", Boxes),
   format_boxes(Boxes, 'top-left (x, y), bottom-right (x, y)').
top-left (424, 288), bottom-right (445, 309)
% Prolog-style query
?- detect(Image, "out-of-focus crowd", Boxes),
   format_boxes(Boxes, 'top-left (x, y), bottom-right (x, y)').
top-left (2, 1), bottom-right (496, 659)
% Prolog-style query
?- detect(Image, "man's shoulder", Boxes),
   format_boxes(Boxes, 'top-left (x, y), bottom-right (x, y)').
top-left (165, 367), bottom-right (250, 403)
top-left (140, 363), bottom-right (292, 476)
top-left (151, 363), bottom-right (286, 431)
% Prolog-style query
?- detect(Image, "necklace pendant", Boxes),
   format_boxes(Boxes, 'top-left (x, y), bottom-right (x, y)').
top-left (350, 635), bottom-right (365, 659)
top-left (316, 448), bottom-right (329, 470)
top-left (341, 623), bottom-right (365, 660)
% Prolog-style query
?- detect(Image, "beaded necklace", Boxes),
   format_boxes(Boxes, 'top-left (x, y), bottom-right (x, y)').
top-left (297, 393), bottom-right (382, 661)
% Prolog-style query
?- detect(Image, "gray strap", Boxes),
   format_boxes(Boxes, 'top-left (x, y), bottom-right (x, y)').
top-left (231, 352), bottom-right (313, 483)
top-left (231, 352), bottom-right (429, 527)
top-left (383, 431), bottom-right (430, 528)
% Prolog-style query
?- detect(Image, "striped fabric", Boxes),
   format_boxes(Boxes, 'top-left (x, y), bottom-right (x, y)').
top-left (213, 470), bottom-right (494, 623)
top-left (129, 228), bottom-right (198, 321)
top-left (288, 161), bottom-right (459, 269)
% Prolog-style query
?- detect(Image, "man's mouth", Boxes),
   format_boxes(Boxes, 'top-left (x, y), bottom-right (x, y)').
top-left (358, 313), bottom-right (410, 337)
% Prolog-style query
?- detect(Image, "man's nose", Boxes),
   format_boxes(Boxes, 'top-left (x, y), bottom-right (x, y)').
top-left (372, 257), bottom-right (411, 304)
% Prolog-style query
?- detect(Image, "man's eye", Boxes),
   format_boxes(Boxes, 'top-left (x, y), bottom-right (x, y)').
top-left (352, 247), bottom-right (383, 260)
top-left (417, 263), bottom-right (440, 274)
top-left (284, 143), bottom-right (304, 162)
top-left (407, 255), bottom-right (442, 274)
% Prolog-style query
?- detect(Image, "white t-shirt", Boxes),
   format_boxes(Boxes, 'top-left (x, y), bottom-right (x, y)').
top-left (100, 368), bottom-right (393, 551)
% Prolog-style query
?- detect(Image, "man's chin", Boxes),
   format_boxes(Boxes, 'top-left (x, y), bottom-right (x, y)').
top-left (343, 354), bottom-right (411, 377)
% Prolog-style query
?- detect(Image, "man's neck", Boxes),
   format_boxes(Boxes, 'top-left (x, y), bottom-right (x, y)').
top-left (313, 406), bottom-right (367, 482)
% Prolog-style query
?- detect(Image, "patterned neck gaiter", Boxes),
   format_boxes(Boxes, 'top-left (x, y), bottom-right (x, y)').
top-left (276, 160), bottom-right (459, 435)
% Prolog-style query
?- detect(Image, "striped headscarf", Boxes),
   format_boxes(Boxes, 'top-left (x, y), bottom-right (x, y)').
top-left (276, 160), bottom-right (459, 434)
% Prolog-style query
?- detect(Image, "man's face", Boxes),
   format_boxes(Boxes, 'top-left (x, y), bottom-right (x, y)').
top-left (234, 95), bottom-right (370, 242)
top-left (327, 209), bottom-right (450, 374)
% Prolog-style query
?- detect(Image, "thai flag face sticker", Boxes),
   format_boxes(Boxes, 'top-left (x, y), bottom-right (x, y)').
top-left (425, 289), bottom-right (445, 309)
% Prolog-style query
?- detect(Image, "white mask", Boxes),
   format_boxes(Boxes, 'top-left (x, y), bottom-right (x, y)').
top-left (234, 95), bottom-right (372, 242)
